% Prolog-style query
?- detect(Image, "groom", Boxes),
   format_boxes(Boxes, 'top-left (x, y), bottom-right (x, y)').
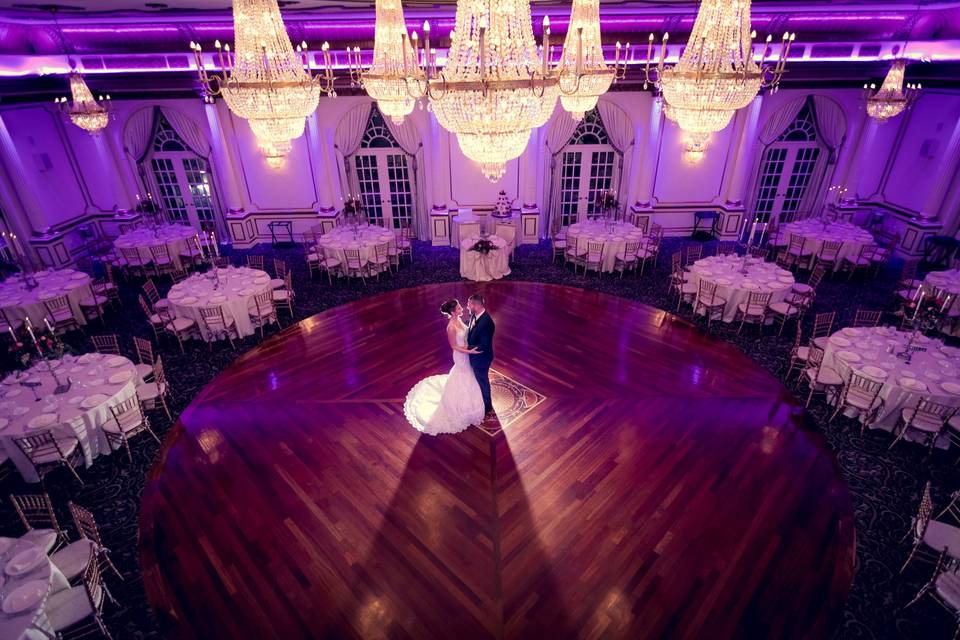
top-left (466, 293), bottom-right (496, 419)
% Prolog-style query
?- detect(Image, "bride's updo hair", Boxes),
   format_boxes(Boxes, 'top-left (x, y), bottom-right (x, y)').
top-left (440, 298), bottom-right (460, 317)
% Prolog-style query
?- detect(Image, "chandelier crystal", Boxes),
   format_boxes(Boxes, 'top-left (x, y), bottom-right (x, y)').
top-left (347, 0), bottom-right (421, 124)
top-left (427, 0), bottom-right (559, 181)
top-left (189, 0), bottom-right (335, 161)
top-left (558, 0), bottom-right (615, 121)
top-left (58, 71), bottom-right (111, 134)
top-left (865, 59), bottom-right (921, 123)
top-left (646, 0), bottom-right (793, 151)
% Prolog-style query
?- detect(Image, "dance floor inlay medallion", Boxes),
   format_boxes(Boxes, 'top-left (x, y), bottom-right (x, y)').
top-left (140, 282), bottom-right (854, 640)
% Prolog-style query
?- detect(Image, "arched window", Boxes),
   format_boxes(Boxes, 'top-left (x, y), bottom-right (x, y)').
top-left (556, 109), bottom-right (618, 228)
top-left (753, 100), bottom-right (828, 224)
top-left (349, 106), bottom-right (415, 230)
top-left (144, 112), bottom-right (218, 229)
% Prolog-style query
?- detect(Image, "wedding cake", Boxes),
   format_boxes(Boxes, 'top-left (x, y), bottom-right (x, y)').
top-left (492, 191), bottom-right (512, 218)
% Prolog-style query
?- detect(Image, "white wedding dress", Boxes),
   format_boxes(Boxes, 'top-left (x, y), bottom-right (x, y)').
top-left (403, 323), bottom-right (485, 435)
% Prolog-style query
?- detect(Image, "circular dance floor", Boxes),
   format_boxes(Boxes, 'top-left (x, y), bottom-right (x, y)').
top-left (140, 282), bottom-right (854, 639)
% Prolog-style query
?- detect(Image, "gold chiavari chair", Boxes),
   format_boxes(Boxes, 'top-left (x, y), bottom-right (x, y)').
top-left (198, 306), bottom-right (237, 348)
top-left (93, 265), bottom-right (121, 308)
top-left (179, 235), bottom-right (204, 268)
top-left (271, 259), bottom-right (288, 289)
top-left (693, 279), bottom-right (727, 330)
top-left (342, 248), bottom-right (369, 285)
top-left (45, 545), bottom-right (114, 640)
top-left (786, 328), bottom-right (810, 381)
top-left (13, 430), bottom-right (86, 487)
top-left (667, 251), bottom-right (687, 299)
top-left (903, 548), bottom-right (960, 636)
top-left (66, 501), bottom-right (123, 580)
top-left (769, 290), bottom-right (809, 337)
top-left (900, 482), bottom-right (960, 574)
top-left (372, 242), bottom-right (392, 278)
top-left (44, 293), bottom-right (82, 335)
top-left (156, 306), bottom-right (197, 353)
top-left (637, 234), bottom-right (661, 277)
top-left (170, 268), bottom-right (190, 284)
top-left (212, 256), bottom-right (231, 269)
top-left (273, 271), bottom-right (295, 318)
top-left (142, 279), bottom-right (168, 311)
top-left (583, 241), bottom-right (605, 277)
top-left (90, 334), bottom-right (120, 355)
top-left (10, 493), bottom-right (69, 553)
top-left (613, 241), bottom-right (641, 278)
top-left (249, 290), bottom-right (281, 338)
top-left (780, 235), bottom-right (813, 271)
top-left (138, 356), bottom-right (172, 421)
top-left (138, 295), bottom-right (164, 343)
top-left (118, 246), bottom-right (151, 277)
top-left (801, 344), bottom-right (843, 407)
top-left (813, 239), bottom-right (843, 276)
top-left (684, 244), bottom-right (702, 266)
top-left (736, 291), bottom-right (773, 335)
top-left (791, 264), bottom-right (825, 297)
top-left (895, 259), bottom-right (923, 307)
top-left (830, 370), bottom-right (885, 428)
top-left (79, 284), bottom-right (109, 326)
top-left (564, 236), bottom-right (586, 272)
top-left (810, 310), bottom-right (836, 350)
top-left (246, 254), bottom-right (265, 270)
top-left (842, 244), bottom-right (876, 280)
top-left (105, 396), bottom-right (160, 462)
top-left (149, 244), bottom-right (175, 278)
top-left (890, 398), bottom-right (956, 453)
top-left (717, 240), bottom-right (738, 256)
top-left (398, 225), bottom-right (414, 263)
top-left (852, 309), bottom-right (883, 328)
top-left (551, 233), bottom-right (567, 263)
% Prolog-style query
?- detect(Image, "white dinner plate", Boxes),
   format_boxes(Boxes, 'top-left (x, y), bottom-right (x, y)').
top-left (105, 356), bottom-right (126, 368)
top-left (767, 281), bottom-right (790, 290)
top-left (2, 580), bottom-right (46, 614)
top-left (860, 365), bottom-right (888, 379)
top-left (239, 288), bottom-right (255, 296)
top-left (926, 371), bottom-right (943, 381)
top-left (742, 282), bottom-right (758, 290)
top-left (941, 382), bottom-right (960, 395)
top-left (4, 388), bottom-right (22, 398)
top-left (209, 295), bottom-right (227, 304)
top-left (931, 351), bottom-right (946, 360)
top-left (902, 370), bottom-right (916, 378)
top-left (81, 394), bottom-right (110, 409)
top-left (86, 378), bottom-right (104, 387)
top-left (179, 296), bottom-right (198, 305)
top-left (5, 547), bottom-right (44, 576)
top-left (900, 377), bottom-right (928, 391)
top-left (714, 278), bottom-right (732, 286)
top-left (68, 396), bottom-right (84, 405)
top-left (830, 336), bottom-right (852, 347)
top-left (837, 350), bottom-right (861, 362)
top-left (27, 414), bottom-right (57, 430)
top-left (12, 406), bottom-right (28, 416)
top-left (108, 371), bottom-right (133, 385)
top-left (69, 272), bottom-right (88, 280)
top-left (841, 328), bottom-right (861, 337)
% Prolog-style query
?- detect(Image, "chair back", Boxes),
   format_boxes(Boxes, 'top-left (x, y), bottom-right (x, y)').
top-left (138, 295), bottom-right (154, 320)
top-left (134, 336), bottom-right (154, 366)
top-left (913, 397), bottom-right (956, 424)
top-left (807, 265), bottom-right (826, 290)
top-left (671, 251), bottom-right (682, 274)
top-left (685, 245), bottom-right (702, 265)
top-left (273, 259), bottom-right (287, 280)
top-left (375, 242), bottom-right (390, 259)
top-left (246, 255), bottom-right (265, 270)
top-left (911, 481), bottom-right (934, 542)
top-left (68, 502), bottom-right (103, 547)
top-left (91, 334), bottom-right (120, 355)
top-left (9, 493), bottom-right (60, 533)
top-left (819, 240), bottom-right (843, 260)
top-left (253, 290), bottom-right (275, 316)
top-left (212, 257), bottom-right (230, 269)
top-left (812, 311), bottom-right (836, 338)
top-left (344, 248), bottom-right (364, 270)
top-left (787, 235), bottom-right (805, 255)
top-left (718, 241), bottom-right (737, 256)
top-left (156, 306), bottom-right (176, 325)
top-left (149, 244), bottom-right (170, 261)
top-left (697, 279), bottom-right (718, 301)
top-left (744, 291), bottom-right (773, 313)
top-left (807, 343), bottom-right (826, 368)
top-left (153, 356), bottom-right (168, 391)
top-left (199, 306), bottom-right (229, 329)
top-left (847, 370), bottom-right (884, 400)
top-left (80, 544), bottom-right (106, 615)
top-left (623, 241), bottom-right (641, 260)
top-left (748, 245), bottom-right (767, 259)
top-left (13, 432), bottom-right (70, 471)
top-left (43, 294), bottom-right (71, 317)
top-left (119, 247), bottom-right (143, 264)
top-left (284, 271), bottom-right (293, 292)
top-left (170, 268), bottom-right (190, 284)
top-left (109, 396), bottom-right (146, 433)
top-left (143, 279), bottom-right (162, 306)
top-left (586, 242), bottom-right (604, 263)
top-left (852, 309), bottom-right (882, 328)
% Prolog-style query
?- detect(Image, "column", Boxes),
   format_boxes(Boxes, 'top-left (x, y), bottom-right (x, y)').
top-left (722, 96), bottom-right (763, 206)
top-left (520, 127), bottom-right (540, 206)
top-left (920, 115), bottom-right (960, 220)
top-left (0, 113), bottom-right (43, 261)
top-left (837, 114), bottom-right (879, 203)
top-left (633, 99), bottom-right (663, 208)
top-left (205, 102), bottom-right (246, 214)
top-left (429, 112), bottom-right (449, 207)
top-left (92, 135), bottom-right (132, 210)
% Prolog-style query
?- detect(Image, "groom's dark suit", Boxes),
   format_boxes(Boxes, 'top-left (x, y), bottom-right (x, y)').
top-left (467, 310), bottom-right (495, 414)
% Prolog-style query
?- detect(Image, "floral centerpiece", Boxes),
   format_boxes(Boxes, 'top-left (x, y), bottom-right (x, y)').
top-left (8, 325), bottom-right (68, 371)
top-left (595, 189), bottom-right (619, 219)
top-left (470, 239), bottom-right (499, 255)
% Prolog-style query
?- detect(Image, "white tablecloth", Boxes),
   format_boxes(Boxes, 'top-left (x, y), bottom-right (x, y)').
top-left (782, 219), bottom-right (875, 263)
top-left (686, 255), bottom-right (795, 323)
top-left (0, 270), bottom-right (92, 327)
top-left (459, 235), bottom-right (511, 282)
top-left (565, 221), bottom-right (646, 273)
top-left (317, 226), bottom-right (395, 274)
top-left (0, 353), bottom-right (138, 482)
top-left (114, 224), bottom-right (198, 270)
top-left (0, 537), bottom-right (70, 640)
top-left (822, 326), bottom-right (960, 432)
top-left (168, 267), bottom-right (272, 341)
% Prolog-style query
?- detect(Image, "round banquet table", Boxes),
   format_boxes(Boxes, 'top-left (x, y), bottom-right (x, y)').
top-left (686, 255), bottom-right (795, 323)
top-left (0, 270), bottom-right (91, 327)
top-left (0, 352), bottom-right (139, 482)
top-left (114, 224), bottom-right (198, 270)
top-left (167, 267), bottom-right (273, 341)
top-left (822, 325), bottom-right (960, 435)
top-left (317, 226), bottom-right (395, 275)
top-left (565, 221), bottom-right (646, 273)
top-left (459, 235), bottom-right (511, 282)
top-left (781, 219), bottom-right (875, 263)
top-left (0, 537), bottom-right (70, 640)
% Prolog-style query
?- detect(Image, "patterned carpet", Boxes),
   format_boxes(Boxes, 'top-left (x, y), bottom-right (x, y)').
top-left (0, 236), bottom-right (957, 640)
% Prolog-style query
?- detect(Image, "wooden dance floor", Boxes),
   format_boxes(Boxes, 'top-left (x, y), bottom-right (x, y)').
top-left (139, 282), bottom-right (854, 639)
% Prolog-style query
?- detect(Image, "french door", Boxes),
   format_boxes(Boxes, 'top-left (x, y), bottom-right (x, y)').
top-left (754, 143), bottom-right (825, 224)
top-left (558, 145), bottom-right (618, 228)
top-left (149, 154), bottom-right (218, 230)
top-left (352, 150), bottom-right (415, 230)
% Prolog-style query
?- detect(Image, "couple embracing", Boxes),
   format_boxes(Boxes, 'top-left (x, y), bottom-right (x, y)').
top-left (403, 294), bottom-right (496, 436)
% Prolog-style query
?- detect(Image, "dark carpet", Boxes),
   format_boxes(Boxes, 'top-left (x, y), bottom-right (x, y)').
top-left (0, 237), bottom-right (956, 640)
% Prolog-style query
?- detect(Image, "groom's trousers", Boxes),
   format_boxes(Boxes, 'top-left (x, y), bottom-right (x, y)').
top-left (472, 363), bottom-right (493, 413)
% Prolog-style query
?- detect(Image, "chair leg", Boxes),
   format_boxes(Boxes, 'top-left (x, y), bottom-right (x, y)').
top-left (160, 395), bottom-right (172, 421)
top-left (65, 462), bottom-right (84, 487)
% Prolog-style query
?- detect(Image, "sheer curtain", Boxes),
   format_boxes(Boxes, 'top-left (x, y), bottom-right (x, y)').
top-left (544, 111), bottom-right (580, 234)
top-left (757, 97), bottom-right (806, 145)
top-left (122, 106), bottom-right (156, 162)
top-left (811, 95), bottom-right (847, 153)
top-left (595, 99), bottom-right (636, 217)
top-left (333, 102), bottom-right (374, 204)
top-left (383, 115), bottom-right (429, 238)
top-left (161, 108), bottom-right (211, 158)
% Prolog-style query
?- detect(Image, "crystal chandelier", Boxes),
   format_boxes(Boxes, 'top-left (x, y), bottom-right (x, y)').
top-left (189, 0), bottom-right (335, 161)
top-left (864, 59), bottom-right (921, 124)
top-left (346, 0), bottom-right (422, 124)
top-left (645, 0), bottom-right (794, 151)
top-left (421, 0), bottom-right (559, 182)
top-left (57, 71), bottom-right (111, 134)
top-left (557, 0), bottom-right (617, 121)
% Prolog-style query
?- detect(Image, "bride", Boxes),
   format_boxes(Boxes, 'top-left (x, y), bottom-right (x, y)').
top-left (403, 298), bottom-right (485, 435)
